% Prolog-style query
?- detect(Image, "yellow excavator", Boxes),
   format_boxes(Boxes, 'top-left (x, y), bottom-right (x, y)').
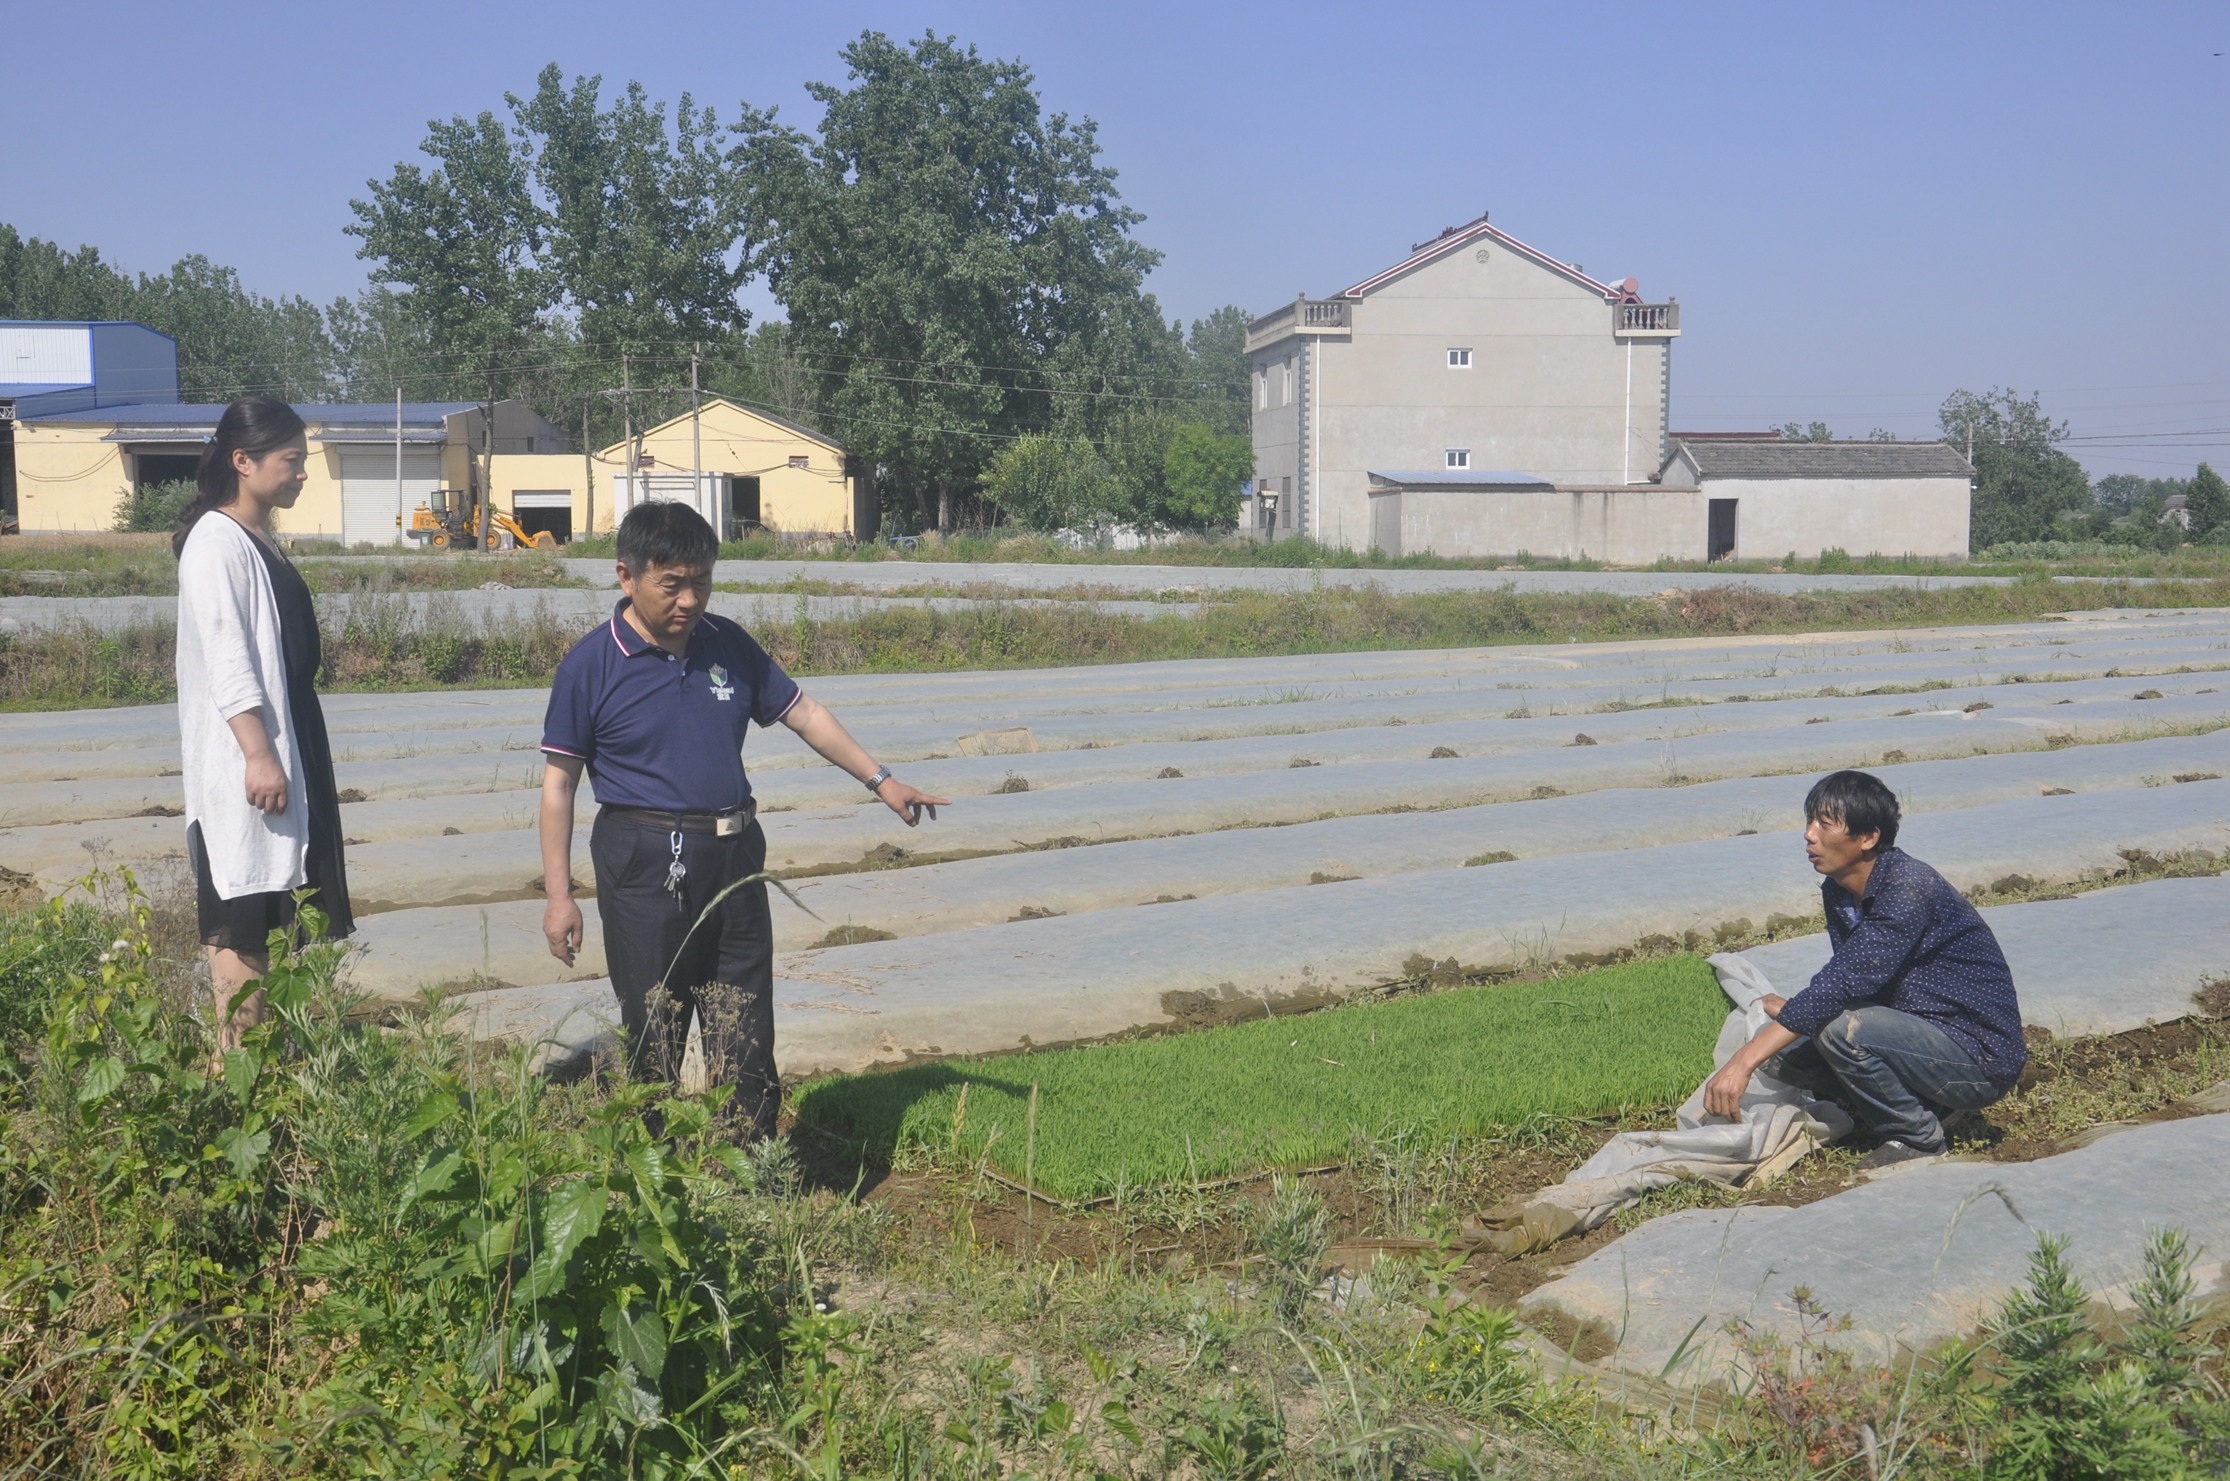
top-left (406, 489), bottom-right (560, 550)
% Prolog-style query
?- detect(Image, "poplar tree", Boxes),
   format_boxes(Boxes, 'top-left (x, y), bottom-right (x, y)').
top-left (734, 31), bottom-right (1168, 533)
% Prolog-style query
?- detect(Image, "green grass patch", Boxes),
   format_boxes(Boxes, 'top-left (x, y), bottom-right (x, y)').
top-left (793, 955), bottom-right (1731, 1200)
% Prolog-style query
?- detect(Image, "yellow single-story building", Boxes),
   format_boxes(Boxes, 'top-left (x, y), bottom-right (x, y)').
top-left (13, 399), bottom-right (568, 544)
top-left (594, 398), bottom-right (867, 540)
top-left (12, 393), bottom-right (863, 545)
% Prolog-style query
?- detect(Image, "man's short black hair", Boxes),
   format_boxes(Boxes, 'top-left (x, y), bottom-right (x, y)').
top-left (1804, 769), bottom-right (1900, 852)
top-left (617, 501), bottom-right (718, 576)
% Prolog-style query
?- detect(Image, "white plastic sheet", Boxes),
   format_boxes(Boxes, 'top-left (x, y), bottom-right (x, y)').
top-left (1471, 954), bottom-right (1853, 1253)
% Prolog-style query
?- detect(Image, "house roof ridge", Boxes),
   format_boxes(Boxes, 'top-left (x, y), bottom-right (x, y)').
top-left (596, 395), bottom-right (846, 458)
top-left (1342, 216), bottom-right (1618, 300)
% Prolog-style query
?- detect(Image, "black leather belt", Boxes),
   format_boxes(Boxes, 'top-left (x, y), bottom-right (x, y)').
top-left (600, 801), bottom-right (756, 837)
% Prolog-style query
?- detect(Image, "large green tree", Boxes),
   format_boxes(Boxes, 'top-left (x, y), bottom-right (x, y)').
top-left (512, 66), bottom-right (752, 359)
top-left (347, 111), bottom-right (552, 407)
top-left (2182, 463), bottom-right (2226, 542)
top-left (1183, 307), bottom-right (1252, 440)
top-left (347, 69), bottom-right (768, 459)
top-left (735, 31), bottom-right (1170, 533)
top-left (1939, 387), bottom-right (2092, 549)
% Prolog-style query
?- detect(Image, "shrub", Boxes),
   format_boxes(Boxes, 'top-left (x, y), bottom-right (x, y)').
top-left (0, 877), bottom-right (785, 1475)
top-left (110, 478), bottom-right (199, 534)
top-left (1247, 1177), bottom-right (1333, 1322)
top-left (1980, 1230), bottom-right (2219, 1480)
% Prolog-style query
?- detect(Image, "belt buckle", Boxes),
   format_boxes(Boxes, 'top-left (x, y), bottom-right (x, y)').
top-left (715, 809), bottom-right (744, 837)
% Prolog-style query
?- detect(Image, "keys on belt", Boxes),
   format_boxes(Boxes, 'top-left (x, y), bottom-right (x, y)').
top-left (599, 804), bottom-right (757, 912)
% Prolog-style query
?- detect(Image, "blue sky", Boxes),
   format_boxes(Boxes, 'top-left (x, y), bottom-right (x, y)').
top-left (9, 1), bottom-right (2225, 475)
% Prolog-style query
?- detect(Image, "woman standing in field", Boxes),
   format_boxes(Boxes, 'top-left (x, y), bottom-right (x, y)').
top-left (173, 396), bottom-right (352, 1052)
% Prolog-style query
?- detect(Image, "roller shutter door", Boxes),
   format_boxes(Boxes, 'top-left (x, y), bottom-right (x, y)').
top-left (338, 448), bottom-right (440, 547)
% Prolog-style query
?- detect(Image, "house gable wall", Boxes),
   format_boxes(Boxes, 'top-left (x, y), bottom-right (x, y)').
top-left (1256, 236), bottom-right (1669, 548)
top-left (606, 400), bottom-right (857, 535)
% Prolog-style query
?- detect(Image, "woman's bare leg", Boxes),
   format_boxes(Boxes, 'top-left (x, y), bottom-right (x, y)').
top-left (207, 945), bottom-right (270, 1057)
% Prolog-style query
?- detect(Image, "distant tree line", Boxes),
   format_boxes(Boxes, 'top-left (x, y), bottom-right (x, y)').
top-left (1, 32), bottom-right (1253, 536)
top-left (0, 228), bottom-right (337, 403)
top-left (1937, 387), bottom-right (2224, 550)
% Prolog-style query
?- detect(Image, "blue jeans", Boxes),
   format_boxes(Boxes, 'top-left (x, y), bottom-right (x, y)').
top-left (1769, 1004), bottom-right (2008, 1150)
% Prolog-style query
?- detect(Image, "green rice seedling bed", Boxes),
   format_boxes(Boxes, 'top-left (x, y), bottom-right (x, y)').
top-left (794, 955), bottom-right (1730, 1200)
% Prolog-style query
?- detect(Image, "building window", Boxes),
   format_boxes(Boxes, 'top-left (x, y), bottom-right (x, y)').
top-left (1445, 449), bottom-right (1470, 470)
top-left (1256, 371), bottom-right (1267, 410)
top-left (1446, 348), bottom-right (1472, 369)
top-left (788, 455), bottom-right (809, 469)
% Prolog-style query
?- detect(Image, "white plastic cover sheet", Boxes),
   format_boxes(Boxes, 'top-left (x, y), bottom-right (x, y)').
top-left (1471, 953), bottom-right (1852, 1254)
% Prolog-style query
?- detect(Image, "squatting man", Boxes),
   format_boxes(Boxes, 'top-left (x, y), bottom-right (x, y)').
top-left (537, 502), bottom-right (949, 1138)
top-left (1702, 769), bottom-right (2027, 1169)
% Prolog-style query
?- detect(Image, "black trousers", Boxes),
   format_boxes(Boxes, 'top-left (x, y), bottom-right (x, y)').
top-left (589, 809), bottom-right (779, 1137)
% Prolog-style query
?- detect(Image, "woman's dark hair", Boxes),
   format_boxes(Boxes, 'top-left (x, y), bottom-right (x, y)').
top-left (172, 396), bottom-right (307, 557)
top-left (1804, 769), bottom-right (1900, 852)
top-left (617, 500), bottom-right (719, 575)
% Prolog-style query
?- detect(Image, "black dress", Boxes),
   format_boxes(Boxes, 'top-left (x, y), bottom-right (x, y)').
top-left (188, 536), bottom-right (354, 948)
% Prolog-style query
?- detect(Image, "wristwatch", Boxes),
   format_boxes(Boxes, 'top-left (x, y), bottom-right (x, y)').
top-left (863, 766), bottom-right (893, 796)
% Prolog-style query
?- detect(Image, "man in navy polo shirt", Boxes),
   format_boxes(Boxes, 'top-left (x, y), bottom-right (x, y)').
top-left (537, 502), bottom-right (947, 1137)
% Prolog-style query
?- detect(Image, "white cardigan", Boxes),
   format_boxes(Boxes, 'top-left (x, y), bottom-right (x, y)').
top-left (176, 513), bottom-right (308, 898)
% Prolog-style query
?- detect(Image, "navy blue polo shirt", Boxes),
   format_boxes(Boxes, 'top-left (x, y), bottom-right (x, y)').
top-left (541, 600), bottom-right (801, 812)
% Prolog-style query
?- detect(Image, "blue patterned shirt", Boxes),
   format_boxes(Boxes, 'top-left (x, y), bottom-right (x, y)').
top-left (1777, 847), bottom-right (2027, 1087)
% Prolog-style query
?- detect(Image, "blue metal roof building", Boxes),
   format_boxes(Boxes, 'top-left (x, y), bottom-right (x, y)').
top-left (0, 321), bottom-right (179, 418)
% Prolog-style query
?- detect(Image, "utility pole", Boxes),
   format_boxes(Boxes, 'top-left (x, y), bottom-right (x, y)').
top-left (480, 373), bottom-right (497, 551)
top-left (582, 396), bottom-right (595, 544)
top-left (621, 351), bottom-right (636, 518)
top-left (691, 343), bottom-right (703, 531)
top-left (393, 387), bottom-right (404, 546)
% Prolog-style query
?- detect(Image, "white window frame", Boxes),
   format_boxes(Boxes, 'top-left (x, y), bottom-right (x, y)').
top-left (1445, 449), bottom-right (1471, 470)
top-left (1446, 347), bottom-right (1472, 369)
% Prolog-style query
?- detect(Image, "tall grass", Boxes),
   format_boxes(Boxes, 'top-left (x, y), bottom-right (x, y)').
top-left (794, 956), bottom-right (1732, 1200)
top-left (4, 572), bottom-right (2225, 710)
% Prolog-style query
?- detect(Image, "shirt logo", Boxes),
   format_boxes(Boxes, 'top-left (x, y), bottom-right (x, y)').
top-left (708, 663), bottom-right (734, 702)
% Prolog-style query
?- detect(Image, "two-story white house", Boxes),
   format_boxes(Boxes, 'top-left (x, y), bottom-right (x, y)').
top-left (1248, 213), bottom-right (1977, 561)
top-left (1246, 212), bottom-right (1676, 548)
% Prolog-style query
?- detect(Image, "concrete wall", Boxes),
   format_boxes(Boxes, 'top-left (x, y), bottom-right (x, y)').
top-left (1702, 475), bottom-right (1972, 560)
top-left (1370, 485), bottom-right (1709, 562)
top-left (12, 422), bottom-right (134, 532)
top-left (1248, 348), bottom-right (1302, 532)
top-left (1255, 243), bottom-right (1671, 550)
top-left (13, 422), bottom-right (353, 538)
top-left (1366, 474), bottom-right (1973, 562)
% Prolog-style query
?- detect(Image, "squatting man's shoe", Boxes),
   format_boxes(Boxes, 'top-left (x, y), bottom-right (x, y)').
top-left (1859, 1138), bottom-right (1946, 1171)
